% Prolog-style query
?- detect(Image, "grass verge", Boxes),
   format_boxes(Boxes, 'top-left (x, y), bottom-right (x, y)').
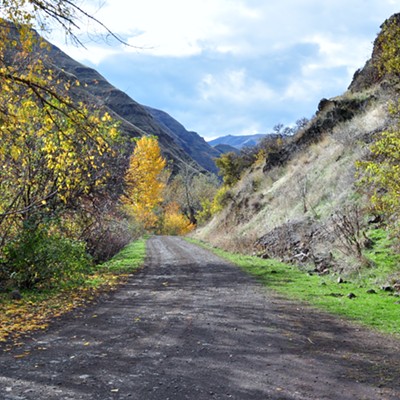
top-left (0, 237), bottom-right (147, 348)
top-left (187, 237), bottom-right (400, 337)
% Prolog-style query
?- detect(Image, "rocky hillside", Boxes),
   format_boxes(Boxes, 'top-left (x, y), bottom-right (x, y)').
top-left (31, 33), bottom-right (219, 175)
top-left (195, 14), bottom-right (399, 273)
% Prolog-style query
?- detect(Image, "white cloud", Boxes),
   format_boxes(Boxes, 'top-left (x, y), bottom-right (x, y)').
top-left (80, 0), bottom-right (259, 57)
top-left (283, 80), bottom-right (316, 102)
top-left (199, 69), bottom-right (275, 104)
top-left (63, 1), bottom-right (395, 64)
top-left (303, 34), bottom-right (372, 72)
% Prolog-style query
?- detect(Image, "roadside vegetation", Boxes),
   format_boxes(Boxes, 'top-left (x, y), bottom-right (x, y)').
top-left (0, 1), bottom-right (137, 290)
top-left (0, 237), bottom-right (147, 346)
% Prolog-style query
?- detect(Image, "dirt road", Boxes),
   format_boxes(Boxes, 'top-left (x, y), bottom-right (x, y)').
top-left (1, 236), bottom-right (399, 399)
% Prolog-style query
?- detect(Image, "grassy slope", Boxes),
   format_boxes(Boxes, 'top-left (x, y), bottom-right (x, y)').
top-left (0, 238), bottom-right (147, 346)
top-left (194, 91), bottom-right (389, 254)
top-left (187, 235), bottom-right (400, 337)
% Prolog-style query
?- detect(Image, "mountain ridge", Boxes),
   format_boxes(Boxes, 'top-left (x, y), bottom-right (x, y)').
top-left (144, 106), bottom-right (220, 174)
top-left (208, 134), bottom-right (267, 149)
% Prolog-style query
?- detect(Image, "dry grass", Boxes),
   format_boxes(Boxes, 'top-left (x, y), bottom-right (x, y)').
top-left (195, 95), bottom-right (389, 262)
top-left (330, 102), bottom-right (389, 145)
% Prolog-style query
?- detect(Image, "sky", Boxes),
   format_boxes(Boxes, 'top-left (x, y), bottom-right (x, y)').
top-left (51, 0), bottom-right (400, 140)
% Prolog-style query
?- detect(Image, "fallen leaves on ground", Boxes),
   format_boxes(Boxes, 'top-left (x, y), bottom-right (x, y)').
top-left (0, 272), bottom-right (129, 348)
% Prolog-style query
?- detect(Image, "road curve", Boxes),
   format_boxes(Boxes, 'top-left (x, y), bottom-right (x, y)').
top-left (0, 236), bottom-right (399, 399)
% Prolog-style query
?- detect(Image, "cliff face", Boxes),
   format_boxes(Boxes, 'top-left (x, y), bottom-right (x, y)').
top-left (348, 13), bottom-right (400, 93)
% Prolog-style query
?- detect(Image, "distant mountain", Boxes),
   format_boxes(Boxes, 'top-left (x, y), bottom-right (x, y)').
top-left (208, 134), bottom-right (267, 149)
top-left (144, 106), bottom-right (220, 174)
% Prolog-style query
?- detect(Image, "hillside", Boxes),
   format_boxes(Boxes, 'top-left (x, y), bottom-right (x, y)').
top-left (214, 144), bottom-right (241, 155)
top-left (144, 106), bottom-right (220, 174)
top-left (31, 33), bottom-right (219, 175)
top-left (208, 134), bottom-right (267, 149)
top-left (195, 14), bottom-right (399, 276)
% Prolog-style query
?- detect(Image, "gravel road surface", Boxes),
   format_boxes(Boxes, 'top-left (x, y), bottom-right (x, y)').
top-left (0, 236), bottom-right (399, 399)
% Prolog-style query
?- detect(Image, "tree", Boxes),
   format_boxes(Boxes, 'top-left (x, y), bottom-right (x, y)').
top-left (163, 169), bottom-right (220, 225)
top-left (215, 152), bottom-right (243, 187)
top-left (295, 117), bottom-right (310, 132)
top-left (123, 136), bottom-right (166, 231)
top-left (0, 82), bottom-right (123, 286)
top-left (0, 0), bottom-right (124, 47)
top-left (0, 1), bottom-right (131, 288)
top-left (0, 2), bottom-right (124, 228)
top-left (161, 202), bottom-right (195, 236)
top-left (357, 114), bottom-right (400, 235)
top-left (0, 72), bottom-right (121, 239)
top-left (172, 164), bottom-right (198, 225)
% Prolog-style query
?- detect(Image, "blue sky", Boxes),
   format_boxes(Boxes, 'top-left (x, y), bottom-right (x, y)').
top-left (52, 0), bottom-right (400, 140)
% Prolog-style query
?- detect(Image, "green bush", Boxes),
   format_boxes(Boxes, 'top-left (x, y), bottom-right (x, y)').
top-left (2, 224), bottom-right (92, 289)
top-left (212, 185), bottom-right (232, 213)
top-left (196, 199), bottom-right (213, 225)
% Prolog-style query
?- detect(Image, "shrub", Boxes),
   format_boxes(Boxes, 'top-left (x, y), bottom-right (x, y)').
top-left (215, 152), bottom-right (243, 186)
top-left (196, 199), bottom-right (213, 225)
top-left (2, 223), bottom-right (92, 289)
top-left (161, 203), bottom-right (195, 236)
top-left (357, 102), bottom-right (400, 239)
top-left (211, 186), bottom-right (232, 214)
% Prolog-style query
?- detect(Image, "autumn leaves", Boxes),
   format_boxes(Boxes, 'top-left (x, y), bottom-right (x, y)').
top-left (123, 136), bottom-right (166, 230)
top-left (123, 136), bottom-right (195, 235)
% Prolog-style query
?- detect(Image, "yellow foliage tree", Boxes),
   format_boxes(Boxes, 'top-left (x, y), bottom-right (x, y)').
top-left (0, 0), bottom-right (131, 287)
top-left (0, 60), bottom-right (121, 252)
top-left (0, 3), bottom-right (124, 250)
top-left (357, 103), bottom-right (400, 235)
top-left (123, 136), bottom-right (166, 230)
top-left (161, 202), bottom-right (195, 236)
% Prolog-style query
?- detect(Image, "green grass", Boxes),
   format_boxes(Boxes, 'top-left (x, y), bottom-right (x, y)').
top-left (187, 236), bottom-right (400, 336)
top-left (96, 237), bottom-right (147, 273)
top-left (362, 229), bottom-right (400, 284)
